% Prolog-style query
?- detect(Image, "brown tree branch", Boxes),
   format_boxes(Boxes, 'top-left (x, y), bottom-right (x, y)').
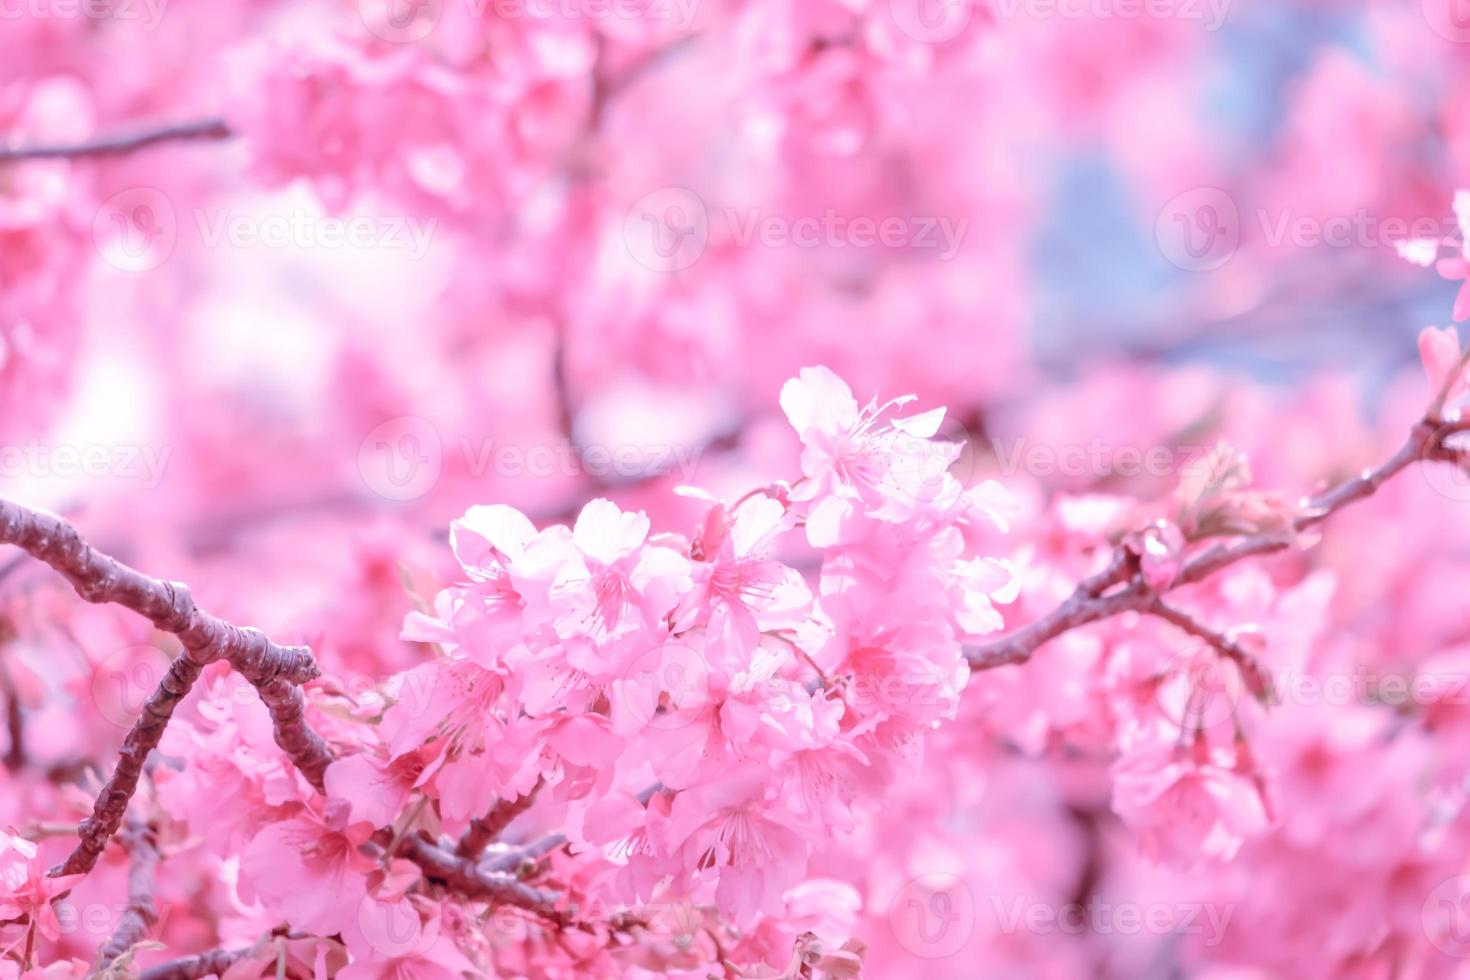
top-left (96, 819), bottom-right (160, 973)
top-left (484, 833), bottom-right (567, 874)
top-left (456, 782), bottom-right (541, 859)
top-left (58, 655), bottom-right (201, 878)
top-left (139, 947), bottom-right (253, 980)
top-left (967, 417), bottom-right (1470, 671)
top-left (0, 498), bottom-right (333, 876)
top-left (0, 118), bottom-right (232, 162)
top-left (402, 833), bottom-right (559, 916)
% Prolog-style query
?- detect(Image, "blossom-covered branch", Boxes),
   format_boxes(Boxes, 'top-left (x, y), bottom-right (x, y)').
top-left (967, 415), bottom-right (1470, 672)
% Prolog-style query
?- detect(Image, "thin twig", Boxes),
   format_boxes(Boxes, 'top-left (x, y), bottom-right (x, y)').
top-left (0, 118), bottom-right (232, 162)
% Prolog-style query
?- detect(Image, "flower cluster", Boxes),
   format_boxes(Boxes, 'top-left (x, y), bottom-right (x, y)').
top-left (128, 367), bottom-right (1012, 975)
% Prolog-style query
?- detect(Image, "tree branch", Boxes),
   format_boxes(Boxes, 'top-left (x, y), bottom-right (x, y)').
top-left (139, 947), bottom-right (253, 980)
top-left (484, 833), bottom-right (567, 874)
top-left (402, 833), bottom-right (559, 916)
top-left (96, 819), bottom-right (160, 973)
top-left (0, 118), bottom-right (232, 162)
top-left (57, 654), bottom-right (200, 878)
top-left (456, 783), bottom-right (541, 859)
top-left (967, 417), bottom-right (1470, 671)
top-left (0, 497), bottom-right (333, 876)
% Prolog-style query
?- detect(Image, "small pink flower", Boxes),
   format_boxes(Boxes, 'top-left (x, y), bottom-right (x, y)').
top-left (0, 830), bottom-right (79, 943)
top-left (1419, 325), bottom-right (1467, 409)
top-left (667, 767), bottom-right (809, 927)
top-left (781, 366), bottom-right (963, 545)
top-left (517, 499), bottom-right (692, 641)
top-left (676, 493), bottom-right (812, 654)
top-left (240, 802), bottom-right (377, 935)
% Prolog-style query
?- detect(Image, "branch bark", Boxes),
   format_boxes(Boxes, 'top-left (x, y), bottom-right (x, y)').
top-left (139, 947), bottom-right (253, 980)
top-left (0, 497), bottom-right (333, 876)
top-left (456, 783), bottom-right (541, 859)
top-left (96, 820), bottom-right (160, 973)
top-left (402, 833), bottom-right (559, 916)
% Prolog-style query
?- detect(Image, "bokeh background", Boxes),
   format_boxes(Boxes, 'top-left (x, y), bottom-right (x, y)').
top-left (6, 0), bottom-right (1470, 976)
